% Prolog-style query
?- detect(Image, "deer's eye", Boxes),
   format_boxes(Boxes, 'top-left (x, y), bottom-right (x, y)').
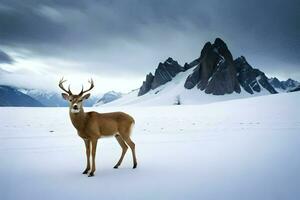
top-left (70, 99), bottom-right (73, 102)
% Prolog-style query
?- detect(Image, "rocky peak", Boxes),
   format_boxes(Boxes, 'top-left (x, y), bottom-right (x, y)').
top-left (234, 56), bottom-right (277, 94)
top-left (212, 38), bottom-right (234, 61)
top-left (199, 42), bottom-right (212, 60)
top-left (185, 38), bottom-right (240, 95)
top-left (138, 72), bottom-right (154, 96)
top-left (138, 57), bottom-right (184, 96)
top-left (165, 57), bottom-right (176, 64)
top-left (234, 56), bottom-right (247, 65)
top-left (214, 38), bottom-right (226, 47)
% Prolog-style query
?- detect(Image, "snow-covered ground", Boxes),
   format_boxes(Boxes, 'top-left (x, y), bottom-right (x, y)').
top-left (1, 92), bottom-right (300, 200)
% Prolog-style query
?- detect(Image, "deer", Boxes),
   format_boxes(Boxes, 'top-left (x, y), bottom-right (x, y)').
top-left (59, 78), bottom-right (137, 177)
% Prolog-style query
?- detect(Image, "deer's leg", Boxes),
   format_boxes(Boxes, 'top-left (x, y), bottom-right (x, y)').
top-left (124, 137), bottom-right (137, 169)
top-left (114, 135), bottom-right (128, 169)
top-left (88, 139), bottom-right (98, 177)
top-left (82, 139), bottom-right (91, 174)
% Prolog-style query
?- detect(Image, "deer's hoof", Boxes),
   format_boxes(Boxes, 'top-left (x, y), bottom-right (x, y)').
top-left (133, 164), bottom-right (137, 169)
top-left (88, 172), bottom-right (94, 177)
top-left (113, 165), bottom-right (119, 169)
top-left (82, 169), bottom-right (89, 174)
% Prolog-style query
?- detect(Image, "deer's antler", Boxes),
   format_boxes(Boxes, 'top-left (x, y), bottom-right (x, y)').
top-left (58, 77), bottom-right (73, 95)
top-left (79, 78), bottom-right (94, 96)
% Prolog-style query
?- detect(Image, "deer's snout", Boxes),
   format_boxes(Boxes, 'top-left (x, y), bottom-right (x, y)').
top-left (73, 104), bottom-right (78, 110)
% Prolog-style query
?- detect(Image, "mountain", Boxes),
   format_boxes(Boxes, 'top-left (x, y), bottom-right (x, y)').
top-left (289, 85), bottom-right (300, 92)
top-left (185, 38), bottom-right (277, 95)
top-left (184, 38), bottom-right (241, 95)
top-left (20, 89), bottom-right (67, 107)
top-left (0, 86), bottom-right (44, 107)
top-left (20, 89), bottom-right (99, 107)
top-left (104, 38), bottom-right (283, 106)
top-left (94, 91), bottom-right (122, 106)
top-left (268, 77), bottom-right (300, 92)
top-left (138, 57), bottom-right (185, 96)
top-left (233, 56), bottom-right (277, 94)
top-left (140, 38), bottom-right (277, 97)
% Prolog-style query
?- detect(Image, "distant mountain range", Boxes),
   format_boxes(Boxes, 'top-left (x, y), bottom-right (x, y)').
top-left (0, 87), bottom-right (121, 107)
top-left (0, 86), bottom-right (43, 107)
top-left (20, 89), bottom-right (100, 107)
top-left (268, 77), bottom-right (299, 92)
top-left (104, 38), bottom-right (299, 106)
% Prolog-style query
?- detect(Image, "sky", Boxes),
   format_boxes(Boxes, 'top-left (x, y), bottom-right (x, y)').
top-left (0, 0), bottom-right (299, 93)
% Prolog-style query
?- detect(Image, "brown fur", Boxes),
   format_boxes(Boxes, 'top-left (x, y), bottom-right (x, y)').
top-left (59, 79), bottom-right (137, 177)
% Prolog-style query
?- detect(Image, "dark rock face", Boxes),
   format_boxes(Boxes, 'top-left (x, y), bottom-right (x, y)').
top-left (151, 57), bottom-right (184, 89)
top-left (234, 56), bottom-right (277, 94)
top-left (205, 60), bottom-right (241, 95)
top-left (0, 86), bottom-right (44, 107)
top-left (184, 66), bottom-right (200, 89)
top-left (138, 57), bottom-right (184, 96)
top-left (289, 85), bottom-right (300, 92)
top-left (185, 38), bottom-right (240, 95)
top-left (138, 73), bottom-right (154, 96)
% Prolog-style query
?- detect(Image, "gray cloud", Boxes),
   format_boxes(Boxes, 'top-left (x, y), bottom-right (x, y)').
top-left (0, 49), bottom-right (14, 64)
top-left (0, 0), bottom-right (299, 82)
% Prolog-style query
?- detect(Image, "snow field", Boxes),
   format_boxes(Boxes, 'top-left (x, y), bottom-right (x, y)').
top-left (1, 92), bottom-right (300, 200)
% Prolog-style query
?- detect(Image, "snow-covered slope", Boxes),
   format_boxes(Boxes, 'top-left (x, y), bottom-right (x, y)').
top-left (104, 67), bottom-right (272, 106)
top-left (1, 92), bottom-right (299, 200)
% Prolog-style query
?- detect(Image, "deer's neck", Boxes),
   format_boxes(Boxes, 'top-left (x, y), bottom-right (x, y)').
top-left (69, 108), bottom-right (86, 131)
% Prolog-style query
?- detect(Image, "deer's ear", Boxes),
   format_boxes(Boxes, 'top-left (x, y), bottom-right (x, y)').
top-left (61, 93), bottom-right (69, 100)
top-left (82, 93), bottom-right (90, 100)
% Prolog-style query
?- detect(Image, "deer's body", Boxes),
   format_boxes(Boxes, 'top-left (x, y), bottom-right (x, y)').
top-left (59, 78), bottom-right (137, 177)
top-left (70, 110), bottom-right (135, 139)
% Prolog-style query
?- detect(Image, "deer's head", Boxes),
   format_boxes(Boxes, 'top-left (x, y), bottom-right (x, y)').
top-left (59, 78), bottom-right (94, 113)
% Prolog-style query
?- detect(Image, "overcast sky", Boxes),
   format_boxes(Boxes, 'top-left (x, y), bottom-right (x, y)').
top-left (0, 0), bottom-right (299, 93)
